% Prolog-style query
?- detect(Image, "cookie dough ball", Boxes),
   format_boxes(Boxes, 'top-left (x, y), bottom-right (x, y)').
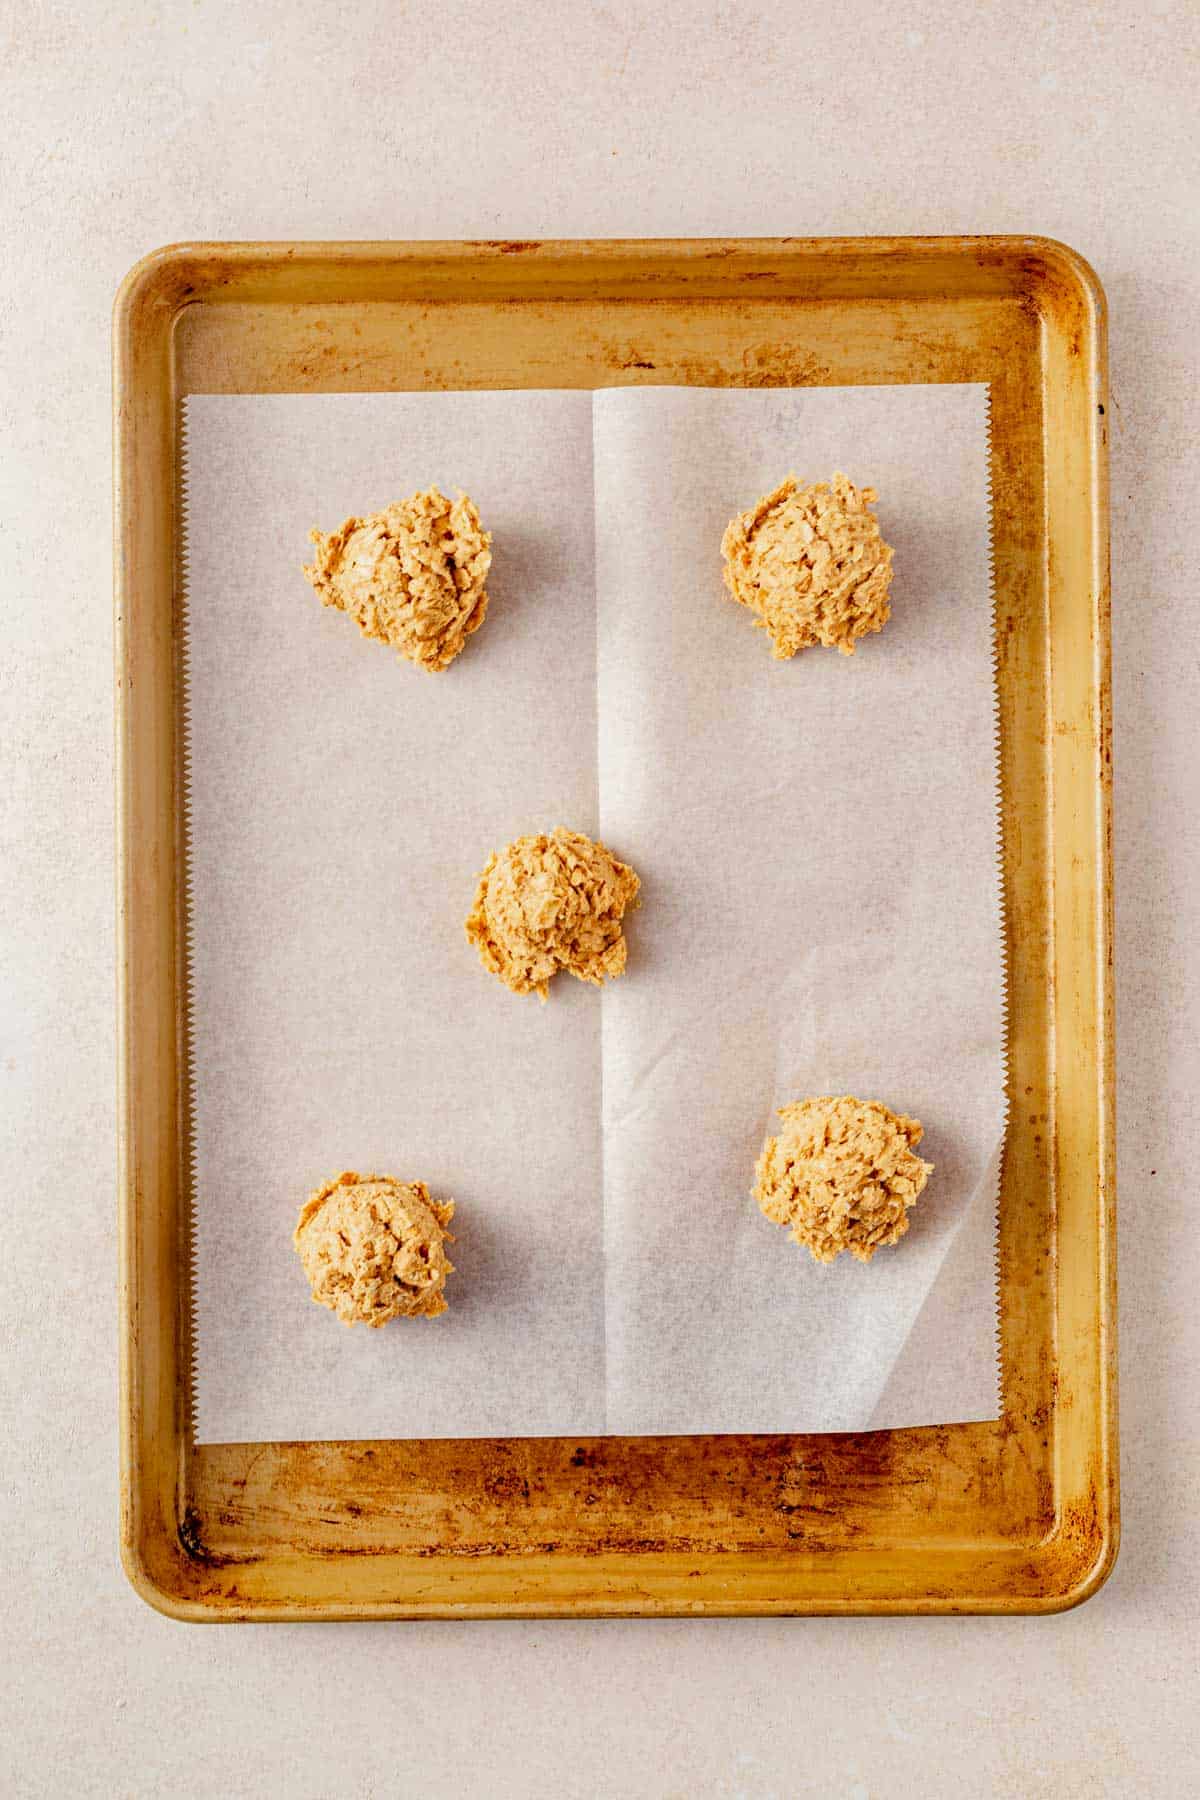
top-left (303, 485), bottom-right (491, 672)
top-left (754, 1096), bottom-right (931, 1264)
top-left (721, 473), bottom-right (894, 658)
top-left (294, 1171), bottom-right (455, 1327)
top-left (466, 826), bottom-right (641, 1000)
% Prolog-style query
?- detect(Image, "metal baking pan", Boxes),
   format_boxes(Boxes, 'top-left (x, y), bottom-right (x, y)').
top-left (115, 237), bottom-right (1115, 1617)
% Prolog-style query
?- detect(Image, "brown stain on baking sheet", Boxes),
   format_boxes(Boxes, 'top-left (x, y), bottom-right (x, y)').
top-left (741, 344), bottom-right (828, 385)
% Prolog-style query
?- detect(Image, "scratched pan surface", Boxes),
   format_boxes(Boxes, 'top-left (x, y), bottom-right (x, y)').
top-left (114, 238), bottom-right (1115, 1618)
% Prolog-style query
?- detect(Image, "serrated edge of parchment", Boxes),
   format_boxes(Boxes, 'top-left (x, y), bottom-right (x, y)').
top-left (176, 394), bottom-right (202, 1446)
top-left (986, 383), bottom-right (1011, 1418)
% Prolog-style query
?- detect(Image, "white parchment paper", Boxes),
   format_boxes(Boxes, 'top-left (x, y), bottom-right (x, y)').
top-left (186, 385), bottom-right (1004, 1444)
top-left (593, 386), bottom-right (1004, 1433)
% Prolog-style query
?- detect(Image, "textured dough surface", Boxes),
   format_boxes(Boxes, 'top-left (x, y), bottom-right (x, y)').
top-left (754, 1095), bottom-right (932, 1263)
top-left (465, 826), bottom-right (641, 1000)
top-left (294, 1171), bottom-right (455, 1326)
top-left (721, 472), bottom-right (894, 658)
top-left (303, 485), bottom-right (491, 672)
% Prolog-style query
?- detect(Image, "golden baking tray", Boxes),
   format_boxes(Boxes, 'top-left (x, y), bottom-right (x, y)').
top-left (115, 237), bottom-right (1115, 1619)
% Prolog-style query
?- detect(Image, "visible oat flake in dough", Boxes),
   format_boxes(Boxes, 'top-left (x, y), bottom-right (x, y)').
top-left (465, 826), bottom-right (641, 1001)
top-left (721, 472), bottom-right (894, 658)
top-left (754, 1096), bottom-right (932, 1263)
top-left (294, 1171), bottom-right (455, 1327)
top-left (303, 485), bottom-right (492, 672)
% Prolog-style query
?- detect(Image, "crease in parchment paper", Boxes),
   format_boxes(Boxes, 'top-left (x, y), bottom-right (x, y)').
top-left (591, 398), bottom-right (611, 1437)
top-left (184, 384), bottom-right (1003, 1445)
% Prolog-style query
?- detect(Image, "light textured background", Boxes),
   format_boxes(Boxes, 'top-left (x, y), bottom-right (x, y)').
top-left (2, 0), bottom-right (1196, 1794)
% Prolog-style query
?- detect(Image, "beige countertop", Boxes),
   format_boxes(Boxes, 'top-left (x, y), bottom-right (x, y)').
top-left (4, 1), bottom-right (1196, 1793)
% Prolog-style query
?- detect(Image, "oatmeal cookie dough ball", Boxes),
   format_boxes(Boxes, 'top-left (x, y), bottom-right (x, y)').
top-left (303, 485), bottom-right (492, 672)
top-left (465, 826), bottom-right (641, 1001)
top-left (721, 473), bottom-right (894, 658)
top-left (754, 1095), bottom-right (932, 1264)
top-left (294, 1171), bottom-right (455, 1327)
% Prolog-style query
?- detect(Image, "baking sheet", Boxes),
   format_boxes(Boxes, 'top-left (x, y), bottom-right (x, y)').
top-left (185, 385), bottom-right (1004, 1443)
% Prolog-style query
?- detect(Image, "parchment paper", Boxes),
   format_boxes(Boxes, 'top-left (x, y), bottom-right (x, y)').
top-left (186, 385), bottom-right (1004, 1444)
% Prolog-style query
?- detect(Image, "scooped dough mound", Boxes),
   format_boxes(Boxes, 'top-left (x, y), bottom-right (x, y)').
top-left (465, 826), bottom-right (641, 1001)
top-left (294, 1171), bottom-right (455, 1327)
top-left (754, 1096), bottom-right (932, 1263)
top-left (721, 473), bottom-right (894, 658)
top-left (303, 486), bottom-right (491, 672)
